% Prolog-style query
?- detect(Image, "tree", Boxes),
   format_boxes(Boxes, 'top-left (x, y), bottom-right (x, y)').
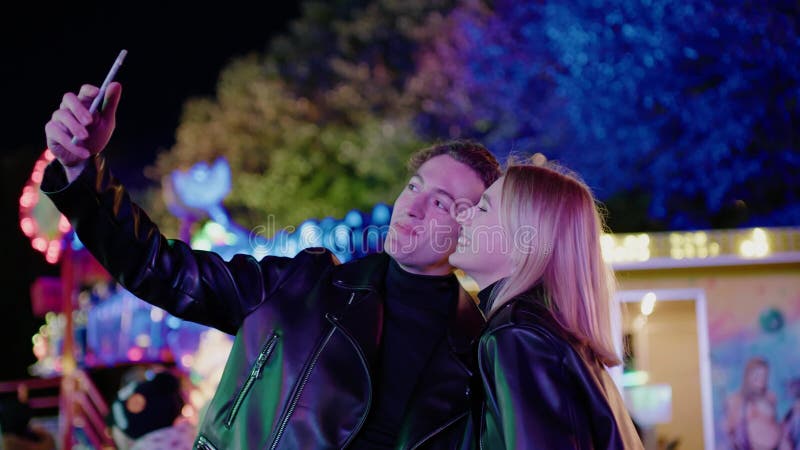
top-left (410, 0), bottom-right (800, 230)
top-left (149, 56), bottom-right (422, 232)
top-left (147, 0), bottom-right (464, 235)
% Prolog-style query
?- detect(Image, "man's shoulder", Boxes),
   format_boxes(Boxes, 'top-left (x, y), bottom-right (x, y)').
top-left (266, 249), bottom-right (389, 289)
top-left (330, 252), bottom-right (391, 289)
top-left (273, 247), bottom-right (341, 278)
top-left (292, 247), bottom-right (341, 266)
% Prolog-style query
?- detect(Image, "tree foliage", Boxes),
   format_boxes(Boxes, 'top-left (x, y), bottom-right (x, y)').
top-left (150, 56), bottom-right (422, 231)
top-left (148, 0), bottom-right (799, 234)
top-left (148, 0), bottom-right (457, 232)
top-left (411, 0), bottom-right (800, 229)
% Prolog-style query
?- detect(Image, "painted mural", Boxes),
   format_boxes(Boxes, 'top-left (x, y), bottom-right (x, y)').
top-left (709, 282), bottom-right (800, 449)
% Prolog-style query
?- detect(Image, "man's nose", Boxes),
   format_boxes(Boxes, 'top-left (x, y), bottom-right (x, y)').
top-left (407, 195), bottom-right (426, 219)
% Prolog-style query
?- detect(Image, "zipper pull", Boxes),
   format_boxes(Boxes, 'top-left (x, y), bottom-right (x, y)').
top-left (252, 353), bottom-right (268, 375)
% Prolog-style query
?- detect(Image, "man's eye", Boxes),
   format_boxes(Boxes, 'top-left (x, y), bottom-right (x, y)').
top-left (435, 200), bottom-right (450, 210)
top-left (477, 204), bottom-right (488, 212)
top-left (408, 183), bottom-right (418, 191)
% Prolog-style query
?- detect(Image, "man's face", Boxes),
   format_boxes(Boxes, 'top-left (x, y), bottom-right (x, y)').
top-left (385, 155), bottom-right (485, 275)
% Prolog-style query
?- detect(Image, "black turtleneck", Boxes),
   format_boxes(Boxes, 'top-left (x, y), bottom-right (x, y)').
top-left (349, 258), bottom-right (458, 450)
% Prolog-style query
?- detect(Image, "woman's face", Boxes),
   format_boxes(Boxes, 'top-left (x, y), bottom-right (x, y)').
top-left (449, 177), bottom-right (516, 289)
top-left (747, 365), bottom-right (769, 392)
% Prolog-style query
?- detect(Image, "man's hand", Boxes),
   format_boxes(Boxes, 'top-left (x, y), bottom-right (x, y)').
top-left (44, 82), bottom-right (122, 181)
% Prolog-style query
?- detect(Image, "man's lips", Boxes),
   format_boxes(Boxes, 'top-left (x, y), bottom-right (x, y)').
top-left (393, 222), bottom-right (418, 236)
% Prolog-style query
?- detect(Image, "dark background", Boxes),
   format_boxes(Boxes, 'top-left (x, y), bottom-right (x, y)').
top-left (0, 2), bottom-right (302, 380)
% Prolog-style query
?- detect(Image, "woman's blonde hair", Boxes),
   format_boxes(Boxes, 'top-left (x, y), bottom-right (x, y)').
top-left (488, 160), bottom-right (621, 367)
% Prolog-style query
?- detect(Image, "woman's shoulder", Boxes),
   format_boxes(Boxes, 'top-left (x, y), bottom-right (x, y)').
top-left (484, 290), bottom-right (561, 332)
top-left (482, 295), bottom-right (573, 354)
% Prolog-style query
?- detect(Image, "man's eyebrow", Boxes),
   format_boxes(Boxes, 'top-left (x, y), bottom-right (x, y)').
top-left (413, 172), bottom-right (456, 202)
top-left (434, 188), bottom-right (456, 203)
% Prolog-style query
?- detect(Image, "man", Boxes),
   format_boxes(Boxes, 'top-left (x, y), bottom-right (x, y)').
top-left (42, 83), bottom-right (500, 449)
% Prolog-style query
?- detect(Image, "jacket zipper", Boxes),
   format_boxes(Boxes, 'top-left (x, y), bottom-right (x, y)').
top-left (196, 435), bottom-right (219, 450)
top-left (478, 404), bottom-right (486, 450)
top-left (225, 332), bottom-right (280, 428)
top-left (267, 325), bottom-right (336, 450)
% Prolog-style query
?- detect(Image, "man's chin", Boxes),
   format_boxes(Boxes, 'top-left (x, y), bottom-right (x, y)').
top-left (384, 241), bottom-right (418, 264)
top-left (384, 235), bottom-right (414, 258)
top-left (385, 247), bottom-right (411, 265)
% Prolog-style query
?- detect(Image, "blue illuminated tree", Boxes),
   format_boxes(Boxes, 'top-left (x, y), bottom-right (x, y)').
top-left (414, 0), bottom-right (800, 230)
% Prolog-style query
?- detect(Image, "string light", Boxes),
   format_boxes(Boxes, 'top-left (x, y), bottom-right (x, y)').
top-left (18, 149), bottom-right (69, 264)
top-left (602, 227), bottom-right (792, 264)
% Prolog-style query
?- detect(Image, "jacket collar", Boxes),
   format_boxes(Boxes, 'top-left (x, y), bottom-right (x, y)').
top-left (481, 280), bottom-right (548, 323)
top-left (332, 252), bottom-right (485, 352)
top-left (398, 288), bottom-right (485, 450)
top-left (330, 253), bottom-right (487, 449)
top-left (483, 282), bottom-right (574, 344)
top-left (331, 252), bottom-right (391, 291)
top-left (447, 288), bottom-right (486, 356)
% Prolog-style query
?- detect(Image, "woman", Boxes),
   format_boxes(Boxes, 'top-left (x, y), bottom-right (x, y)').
top-left (450, 161), bottom-right (642, 449)
top-left (724, 357), bottom-right (781, 450)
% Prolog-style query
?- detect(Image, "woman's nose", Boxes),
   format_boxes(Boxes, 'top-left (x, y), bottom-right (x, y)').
top-left (454, 205), bottom-right (474, 225)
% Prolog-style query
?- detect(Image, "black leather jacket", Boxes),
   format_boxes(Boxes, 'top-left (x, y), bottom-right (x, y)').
top-left (42, 157), bottom-right (485, 450)
top-left (476, 287), bottom-right (643, 449)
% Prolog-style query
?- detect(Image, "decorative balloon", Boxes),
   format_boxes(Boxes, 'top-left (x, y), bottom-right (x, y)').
top-left (759, 307), bottom-right (785, 333)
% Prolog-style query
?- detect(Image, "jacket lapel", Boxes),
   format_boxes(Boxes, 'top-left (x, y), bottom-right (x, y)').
top-left (328, 253), bottom-right (391, 367)
top-left (398, 287), bottom-right (486, 449)
top-left (448, 288), bottom-right (487, 367)
top-left (328, 256), bottom-right (487, 449)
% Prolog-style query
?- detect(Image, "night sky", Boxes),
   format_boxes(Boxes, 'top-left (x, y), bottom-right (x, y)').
top-left (1, 2), bottom-right (302, 379)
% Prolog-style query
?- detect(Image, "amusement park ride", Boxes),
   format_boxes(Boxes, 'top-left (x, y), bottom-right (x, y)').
top-left (10, 150), bottom-right (392, 449)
